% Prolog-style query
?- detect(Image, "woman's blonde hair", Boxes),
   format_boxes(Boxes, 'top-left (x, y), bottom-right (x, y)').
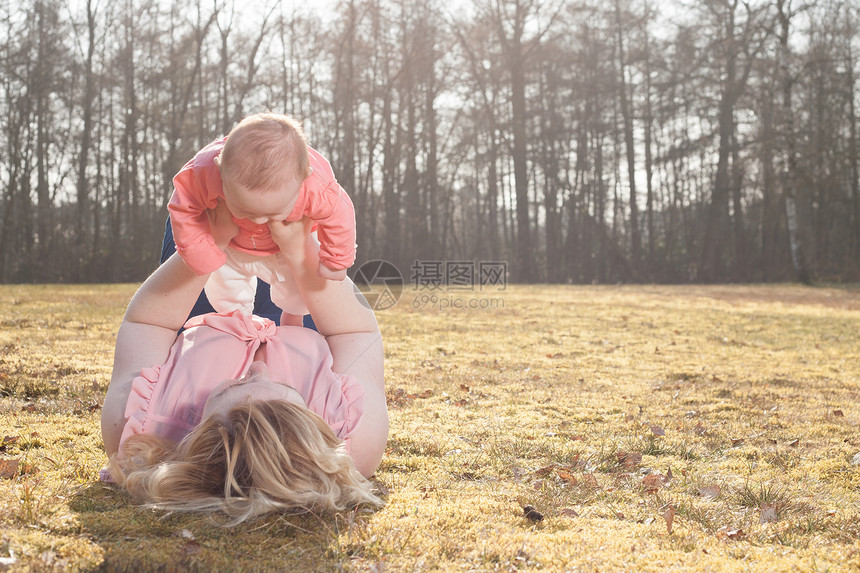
top-left (216, 113), bottom-right (310, 193)
top-left (110, 400), bottom-right (381, 524)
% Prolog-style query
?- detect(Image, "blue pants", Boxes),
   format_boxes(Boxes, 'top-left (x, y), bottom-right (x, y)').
top-left (161, 217), bottom-right (316, 330)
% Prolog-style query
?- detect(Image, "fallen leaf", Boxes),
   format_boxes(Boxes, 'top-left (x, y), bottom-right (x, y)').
top-left (651, 425), bottom-right (666, 437)
top-left (579, 473), bottom-right (599, 489)
top-left (522, 505), bottom-right (543, 523)
top-left (662, 505), bottom-right (676, 534)
top-left (178, 540), bottom-right (201, 558)
top-left (716, 527), bottom-right (746, 541)
top-left (459, 384), bottom-right (470, 392)
top-left (0, 458), bottom-right (19, 479)
top-left (832, 409), bottom-right (844, 417)
top-left (559, 508), bottom-right (579, 518)
top-left (666, 466), bottom-right (674, 480)
top-left (851, 452), bottom-right (860, 466)
top-left (0, 436), bottom-right (18, 453)
top-left (787, 438), bottom-right (799, 448)
top-left (760, 503), bottom-right (778, 523)
top-left (556, 469), bottom-right (577, 484)
top-left (617, 451), bottom-right (642, 470)
top-left (697, 485), bottom-right (721, 499)
top-left (642, 474), bottom-right (668, 492)
top-left (731, 438), bottom-right (745, 447)
top-left (534, 465), bottom-right (555, 477)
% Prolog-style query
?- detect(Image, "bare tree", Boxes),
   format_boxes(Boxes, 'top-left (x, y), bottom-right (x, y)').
top-left (614, 0), bottom-right (641, 275)
top-left (478, 0), bottom-right (562, 281)
top-left (72, 0), bottom-right (99, 260)
top-left (697, 0), bottom-right (768, 281)
top-left (776, 0), bottom-right (812, 283)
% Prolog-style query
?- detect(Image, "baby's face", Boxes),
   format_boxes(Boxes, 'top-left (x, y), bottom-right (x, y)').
top-left (223, 178), bottom-right (301, 225)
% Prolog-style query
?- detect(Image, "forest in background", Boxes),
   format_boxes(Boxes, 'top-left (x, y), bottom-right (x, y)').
top-left (1, 0), bottom-right (859, 284)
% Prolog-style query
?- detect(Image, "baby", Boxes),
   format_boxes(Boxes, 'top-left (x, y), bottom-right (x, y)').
top-left (168, 113), bottom-right (356, 317)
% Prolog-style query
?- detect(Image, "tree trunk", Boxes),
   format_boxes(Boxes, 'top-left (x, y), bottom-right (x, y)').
top-left (75, 0), bottom-right (97, 260)
top-left (777, 0), bottom-right (811, 283)
top-left (382, 85), bottom-right (401, 266)
top-left (848, 17), bottom-right (860, 260)
top-left (615, 0), bottom-right (640, 277)
top-left (510, 38), bottom-right (532, 281)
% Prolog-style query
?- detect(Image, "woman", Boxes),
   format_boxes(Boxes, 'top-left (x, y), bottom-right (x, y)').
top-left (101, 204), bottom-right (388, 522)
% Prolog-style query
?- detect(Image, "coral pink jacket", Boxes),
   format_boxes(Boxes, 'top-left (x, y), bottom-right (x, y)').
top-left (168, 138), bottom-right (356, 276)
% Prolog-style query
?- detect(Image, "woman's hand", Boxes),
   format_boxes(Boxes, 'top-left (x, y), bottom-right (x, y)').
top-left (207, 200), bottom-right (239, 250)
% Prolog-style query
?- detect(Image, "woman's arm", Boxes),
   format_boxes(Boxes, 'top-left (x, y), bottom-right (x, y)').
top-left (101, 255), bottom-right (210, 455)
top-left (101, 203), bottom-right (238, 456)
top-left (269, 219), bottom-right (388, 477)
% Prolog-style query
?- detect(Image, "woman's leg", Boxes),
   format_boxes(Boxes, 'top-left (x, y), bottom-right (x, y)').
top-left (203, 253), bottom-right (258, 315)
top-left (160, 216), bottom-right (283, 323)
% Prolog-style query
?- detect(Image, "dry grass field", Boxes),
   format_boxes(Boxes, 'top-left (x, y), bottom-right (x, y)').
top-left (0, 283), bottom-right (858, 572)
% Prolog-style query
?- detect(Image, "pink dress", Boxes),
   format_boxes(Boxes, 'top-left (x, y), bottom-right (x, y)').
top-left (168, 138), bottom-right (356, 276)
top-left (118, 312), bottom-right (365, 452)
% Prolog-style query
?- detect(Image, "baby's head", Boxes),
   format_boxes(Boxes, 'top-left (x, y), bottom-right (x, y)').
top-left (216, 113), bottom-right (310, 223)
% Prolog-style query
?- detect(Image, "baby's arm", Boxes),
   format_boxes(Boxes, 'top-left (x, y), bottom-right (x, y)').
top-left (168, 141), bottom-right (229, 276)
top-left (302, 149), bottom-right (357, 280)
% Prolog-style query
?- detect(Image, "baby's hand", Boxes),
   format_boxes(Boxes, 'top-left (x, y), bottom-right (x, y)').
top-left (268, 216), bottom-right (313, 259)
top-left (207, 200), bottom-right (239, 250)
top-left (317, 262), bottom-right (347, 281)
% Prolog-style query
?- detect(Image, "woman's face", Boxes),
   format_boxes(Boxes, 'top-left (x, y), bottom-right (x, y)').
top-left (202, 361), bottom-right (306, 421)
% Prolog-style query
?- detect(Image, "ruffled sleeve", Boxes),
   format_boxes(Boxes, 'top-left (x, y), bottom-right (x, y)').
top-left (266, 325), bottom-right (366, 444)
top-left (322, 372), bottom-right (365, 442)
top-left (118, 365), bottom-right (161, 450)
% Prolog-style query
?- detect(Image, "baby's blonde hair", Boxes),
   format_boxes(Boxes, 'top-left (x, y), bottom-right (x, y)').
top-left (111, 400), bottom-right (381, 524)
top-left (217, 113), bottom-right (310, 193)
